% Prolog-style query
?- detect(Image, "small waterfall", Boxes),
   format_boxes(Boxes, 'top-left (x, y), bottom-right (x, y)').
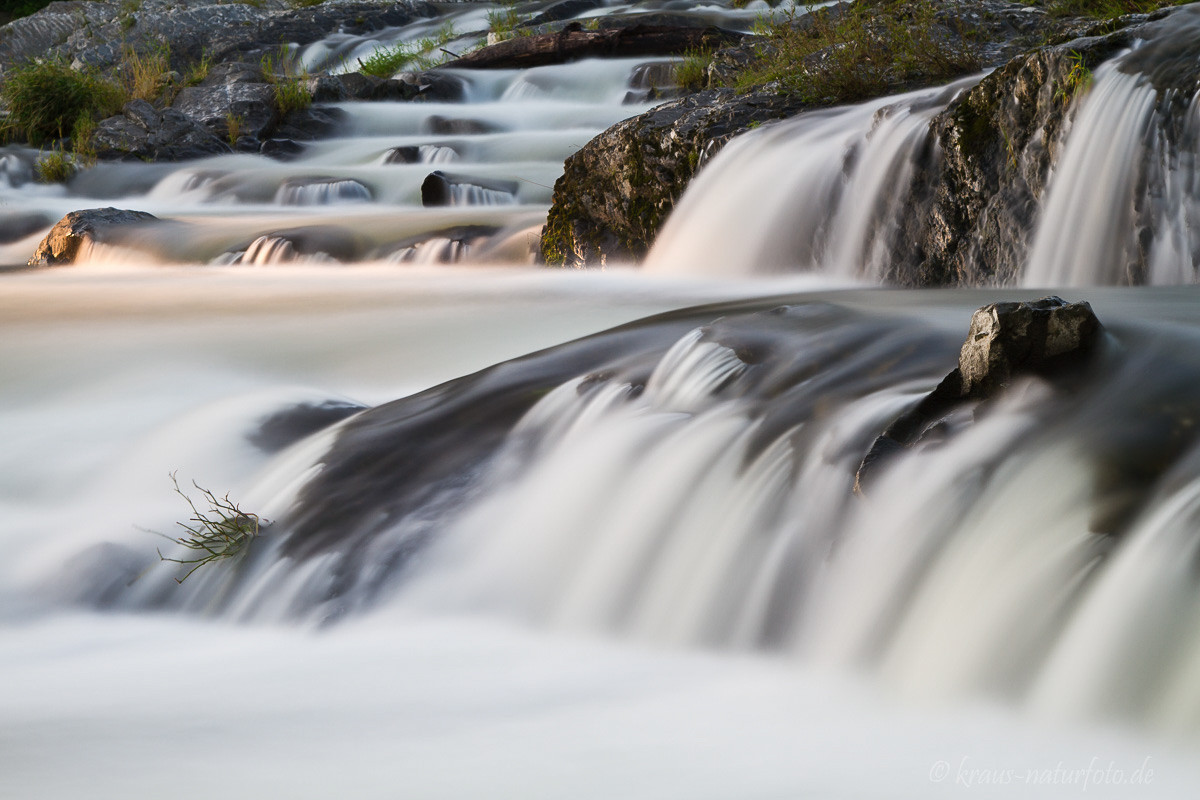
top-left (1023, 63), bottom-right (1161, 287)
top-left (644, 80), bottom-right (974, 278)
top-left (273, 178), bottom-right (374, 206)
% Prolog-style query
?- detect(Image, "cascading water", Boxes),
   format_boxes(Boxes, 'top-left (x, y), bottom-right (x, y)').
top-left (7, 0), bottom-right (1200, 796)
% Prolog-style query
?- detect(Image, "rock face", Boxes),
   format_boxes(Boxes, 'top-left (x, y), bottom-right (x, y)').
top-left (27, 207), bottom-right (159, 266)
top-left (541, 89), bottom-right (809, 266)
top-left (92, 99), bottom-right (231, 161)
top-left (0, 0), bottom-right (437, 75)
top-left (539, 0), bottom-right (1101, 268)
top-left (855, 296), bottom-right (1104, 492)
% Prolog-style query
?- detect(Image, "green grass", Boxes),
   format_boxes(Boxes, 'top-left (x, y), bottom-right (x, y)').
top-left (261, 49), bottom-right (314, 114)
top-left (357, 23), bottom-right (457, 77)
top-left (735, 1), bottom-right (981, 104)
top-left (34, 148), bottom-right (75, 183)
top-left (0, 59), bottom-right (125, 145)
top-left (155, 473), bottom-right (267, 583)
top-left (675, 48), bottom-right (713, 91)
top-left (487, 7), bottom-right (528, 42)
top-left (1055, 49), bottom-right (1093, 102)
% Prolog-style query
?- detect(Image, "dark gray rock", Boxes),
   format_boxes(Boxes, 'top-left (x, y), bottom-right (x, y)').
top-left (28, 207), bottom-right (159, 266)
top-left (2, 1), bottom-right (438, 77)
top-left (92, 99), bottom-right (231, 161)
top-left (855, 297), bottom-right (1104, 493)
top-left (541, 88), bottom-right (808, 266)
top-left (421, 171), bottom-right (518, 207)
top-left (173, 82), bottom-right (278, 141)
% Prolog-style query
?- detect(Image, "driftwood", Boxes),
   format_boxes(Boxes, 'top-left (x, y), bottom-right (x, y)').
top-left (443, 24), bottom-right (744, 70)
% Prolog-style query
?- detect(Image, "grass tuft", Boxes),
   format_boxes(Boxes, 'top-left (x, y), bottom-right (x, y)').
top-left (0, 59), bottom-right (125, 145)
top-left (675, 48), bottom-right (714, 90)
top-left (357, 23), bottom-right (458, 77)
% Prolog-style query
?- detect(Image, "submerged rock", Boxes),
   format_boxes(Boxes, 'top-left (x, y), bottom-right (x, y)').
top-left (28, 207), bottom-right (159, 267)
top-left (855, 297), bottom-right (1104, 492)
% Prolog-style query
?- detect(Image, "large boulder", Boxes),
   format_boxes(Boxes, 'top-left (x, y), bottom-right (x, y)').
top-left (27, 207), bottom-right (159, 266)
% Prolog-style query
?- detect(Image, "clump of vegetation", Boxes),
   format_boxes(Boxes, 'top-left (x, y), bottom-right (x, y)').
top-left (357, 23), bottom-right (458, 77)
top-left (121, 45), bottom-right (173, 104)
top-left (487, 7), bottom-right (529, 42)
top-left (225, 111), bottom-right (245, 146)
top-left (34, 148), bottom-right (75, 183)
top-left (155, 473), bottom-right (267, 583)
top-left (675, 48), bottom-right (714, 91)
top-left (182, 50), bottom-right (213, 87)
top-left (261, 49), bottom-right (313, 114)
top-left (0, 58), bottom-right (125, 145)
top-left (735, 1), bottom-right (981, 104)
top-left (1056, 49), bottom-right (1093, 102)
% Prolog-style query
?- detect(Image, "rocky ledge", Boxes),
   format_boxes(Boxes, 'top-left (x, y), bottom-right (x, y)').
top-left (539, 0), bottom-right (1176, 273)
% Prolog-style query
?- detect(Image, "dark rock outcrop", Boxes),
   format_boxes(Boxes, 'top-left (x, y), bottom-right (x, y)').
top-left (92, 99), bottom-right (231, 161)
top-left (855, 297), bottom-right (1104, 492)
top-left (28, 207), bottom-right (159, 266)
top-left (537, 0), bottom-right (1152, 270)
top-left (541, 89), bottom-right (809, 266)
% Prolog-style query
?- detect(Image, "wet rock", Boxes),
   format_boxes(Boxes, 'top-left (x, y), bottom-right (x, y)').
top-left (275, 177), bottom-right (373, 206)
top-left (0, 211), bottom-right (52, 244)
top-left (421, 171), bottom-right (518, 207)
top-left (541, 89), bottom-right (808, 266)
top-left (28, 207), bottom-right (159, 267)
top-left (249, 400), bottom-right (367, 453)
top-left (260, 138), bottom-right (305, 161)
top-left (855, 297), bottom-right (1104, 493)
top-left (272, 106), bottom-right (346, 141)
top-left (226, 225), bottom-right (368, 266)
top-left (92, 99), bottom-right (231, 161)
top-left (422, 115), bottom-right (500, 136)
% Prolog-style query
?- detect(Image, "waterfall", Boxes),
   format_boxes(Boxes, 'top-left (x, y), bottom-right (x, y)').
top-left (644, 79), bottom-right (974, 278)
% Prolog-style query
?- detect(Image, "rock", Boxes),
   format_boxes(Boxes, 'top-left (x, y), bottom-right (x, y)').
top-left (421, 171), bottom-right (518, 207)
top-left (92, 99), bottom-right (231, 161)
top-left (3, 1), bottom-right (439, 77)
top-left (957, 296), bottom-right (1104, 397)
top-left (272, 106), bottom-right (346, 141)
top-left (27, 207), bottom-right (159, 267)
top-left (854, 297), bottom-right (1104, 493)
top-left (173, 81), bottom-right (278, 141)
top-left (537, 0), bottom-right (1142, 269)
top-left (541, 89), bottom-right (809, 266)
top-left (0, 211), bottom-right (53, 244)
top-left (421, 115), bottom-right (500, 136)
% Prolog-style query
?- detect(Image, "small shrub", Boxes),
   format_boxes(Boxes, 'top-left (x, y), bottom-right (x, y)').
top-left (34, 149), bottom-right (75, 183)
top-left (487, 8), bottom-right (527, 42)
top-left (182, 51), bottom-right (212, 87)
top-left (122, 45), bottom-right (173, 104)
top-left (274, 78), bottom-right (312, 115)
top-left (225, 111), bottom-right (245, 145)
top-left (0, 59), bottom-right (125, 145)
top-left (155, 473), bottom-right (267, 583)
top-left (70, 114), bottom-right (98, 166)
top-left (675, 48), bottom-right (713, 90)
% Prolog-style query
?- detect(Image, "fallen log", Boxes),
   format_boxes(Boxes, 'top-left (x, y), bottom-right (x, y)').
top-left (442, 23), bottom-right (743, 70)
